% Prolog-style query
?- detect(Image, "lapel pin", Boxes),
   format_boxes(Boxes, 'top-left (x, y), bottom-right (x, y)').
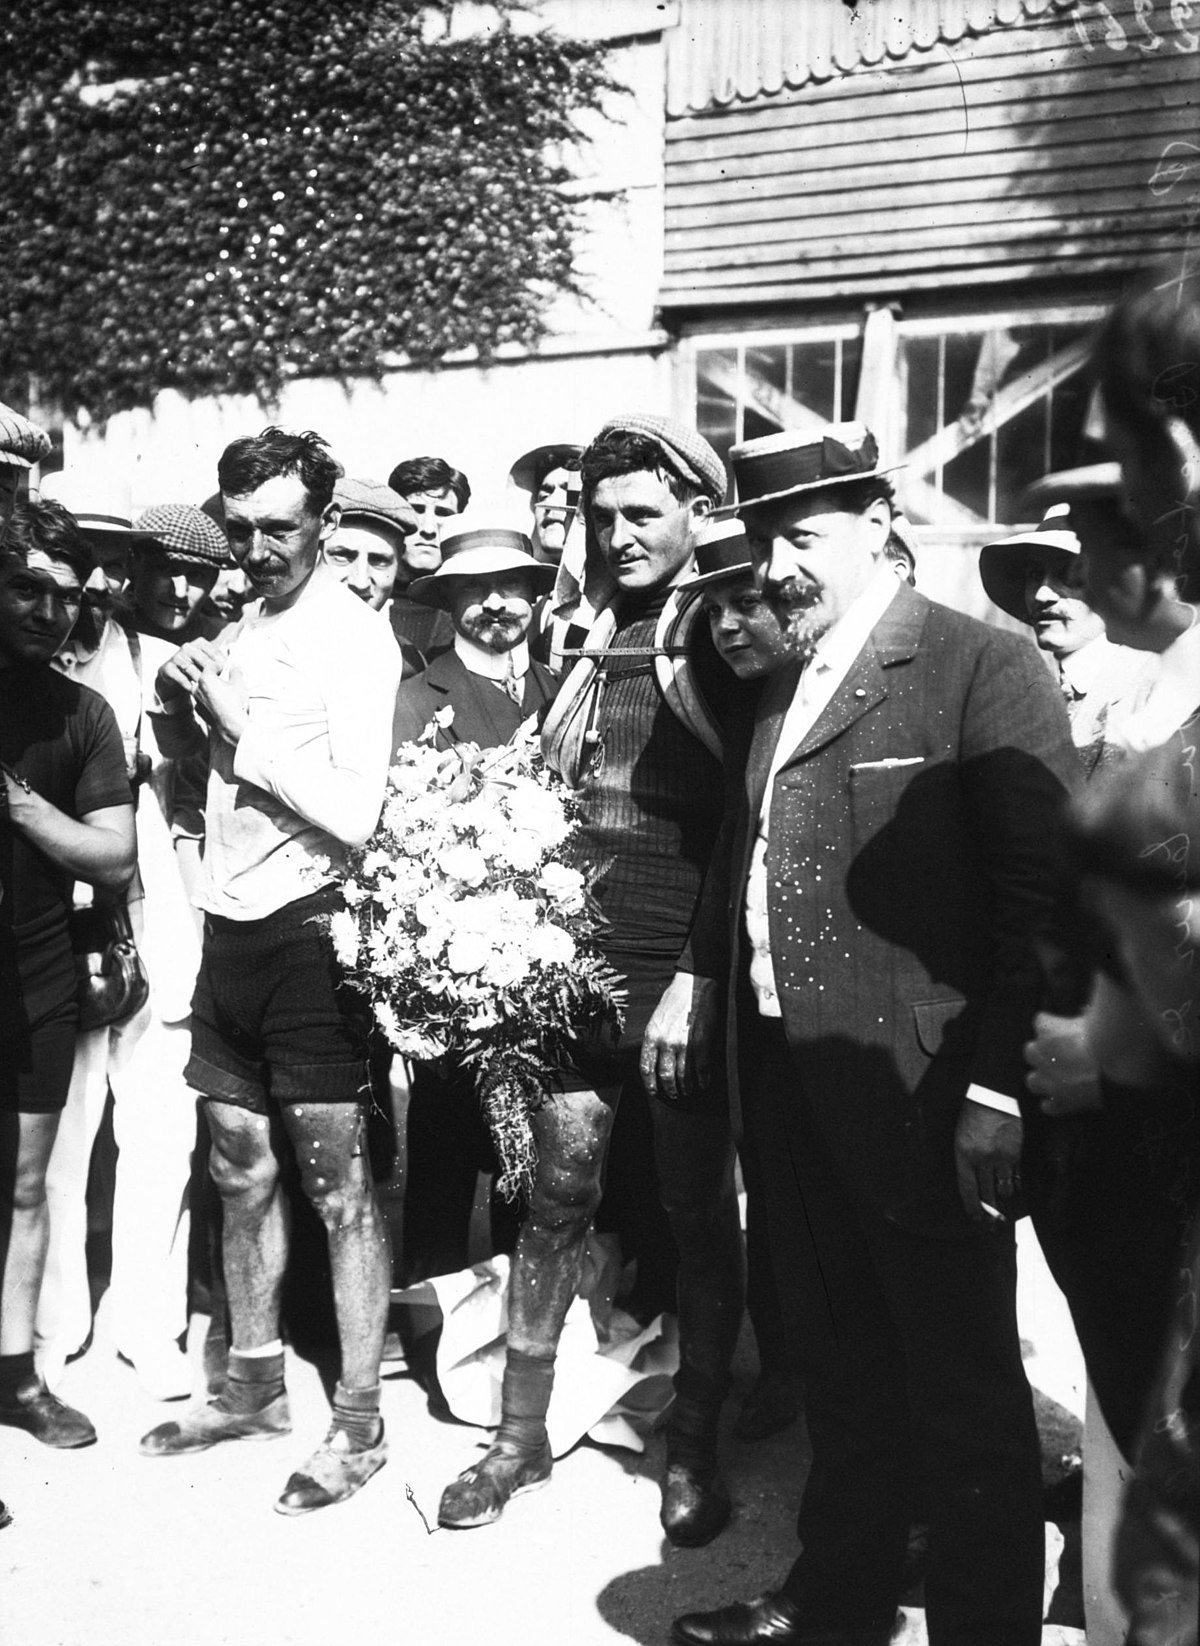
top-left (854, 689), bottom-right (867, 699)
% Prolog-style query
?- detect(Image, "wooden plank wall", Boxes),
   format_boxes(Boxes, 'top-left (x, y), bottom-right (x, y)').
top-left (661, 0), bottom-right (1200, 311)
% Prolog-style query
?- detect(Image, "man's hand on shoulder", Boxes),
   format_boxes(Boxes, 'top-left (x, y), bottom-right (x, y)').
top-left (954, 1098), bottom-right (1023, 1223)
top-left (641, 972), bottom-right (718, 1102)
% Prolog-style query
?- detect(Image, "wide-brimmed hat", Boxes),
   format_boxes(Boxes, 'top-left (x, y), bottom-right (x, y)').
top-left (407, 520), bottom-right (556, 608)
top-left (333, 477), bottom-right (417, 536)
top-left (508, 443), bottom-right (584, 496)
top-left (591, 414), bottom-right (727, 506)
top-left (0, 402), bottom-right (51, 470)
top-left (39, 473), bottom-right (155, 539)
top-left (732, 422), bottom-right (899, 512)
top-left (135, 503), bottom-right (231, 567)
top-left (677, 518), bottom-right (756, 592)
top-left (1019, 462), bottom-right (1125, 515)
top-left (979, 503), bottom-right (1083, 622)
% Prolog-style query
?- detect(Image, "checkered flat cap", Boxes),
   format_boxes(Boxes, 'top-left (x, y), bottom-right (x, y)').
top-left (0, 401), bottom-right (52, 469)
top-left (593, 413), bottom-right (727, 504)
top-left (135, 503), bottom-right (231, 566)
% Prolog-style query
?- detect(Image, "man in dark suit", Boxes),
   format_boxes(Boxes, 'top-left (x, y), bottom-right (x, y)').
top-left (391, 520), bottom-right (558, 752)
top-left (658, 424), bottom-right (1079, 1646)
top-left (390, 520), bottom-right (558, 1301)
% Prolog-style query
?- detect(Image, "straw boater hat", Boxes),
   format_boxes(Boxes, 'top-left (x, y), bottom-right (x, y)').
top-left (38, 473), bottom-right (156, 540)
top-left (135, 503), bottom-right (231, 567)
top-left (731, 422), bottom-right (900, 512)
top-left (508, 443), bottom-right (585, 496)
top-left (406, 517), bottom-right (556, 609)
top-left (677, 518), bottom-right (756, 592)
top-left (0, 401), bottom-right (52, 470)
top-left (333, 477), bottom-right (417, 537)
top-left (978, 503), bottom-right (1085, 624)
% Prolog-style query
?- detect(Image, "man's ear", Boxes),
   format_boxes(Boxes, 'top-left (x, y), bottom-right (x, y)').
top-left (864, 498), bottom-right (893, 552)
top-left (688, 494), bottom-right (714, 527)
top-left (318, 502), bottom-right (341, 543)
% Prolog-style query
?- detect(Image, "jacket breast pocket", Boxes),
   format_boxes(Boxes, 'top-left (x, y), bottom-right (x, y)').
top-left (848, 761), bottom-right (922, 853)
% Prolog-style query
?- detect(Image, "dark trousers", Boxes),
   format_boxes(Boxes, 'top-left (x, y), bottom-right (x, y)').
top-left (742, 1014), bottom-right (1044, 1646)
top-left (585, 1042), bottom-right (745, 1407)
top-left (1022, 1085), bottom-right (1200, 1462)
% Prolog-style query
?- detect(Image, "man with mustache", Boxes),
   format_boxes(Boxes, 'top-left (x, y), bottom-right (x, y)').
top-left (665, 423), bottom-right (1078, 1646)
top-left (140, 427), bottom-right (403, 1514)
top-left (979, 501), bottom-right (1156, 779)
top-left (389, 522), bottom-right (558, 1379)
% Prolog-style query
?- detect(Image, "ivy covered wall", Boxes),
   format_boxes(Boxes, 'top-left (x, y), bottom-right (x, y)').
top-left (0, 1), bottom-right (611, 423)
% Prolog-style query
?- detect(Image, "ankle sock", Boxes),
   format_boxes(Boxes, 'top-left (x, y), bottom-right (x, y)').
top-left (331, 1381), bottom-right (383, 1450)
top-left (496, 1349), bottom-right (556, 1451)
top-left (0, 1351), bottom-right (35, 1399)
top-left (222, 1350), bottom-right (286, 1413)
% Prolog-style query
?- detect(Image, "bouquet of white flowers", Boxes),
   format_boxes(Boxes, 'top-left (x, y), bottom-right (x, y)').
top-left (331, 712), bottom-right (624, 1199)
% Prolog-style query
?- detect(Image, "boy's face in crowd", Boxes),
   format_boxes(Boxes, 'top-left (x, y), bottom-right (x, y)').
top-left (132, 554), bottom-right (219, 635)
top-left (701, 575), bottom-right (791, 680)
top-left (400, 489), bottom-right (460, 580)
top-left (325, 519), bottom-right (402, 612)
top-left (0, 549), bottom-right (83, 667)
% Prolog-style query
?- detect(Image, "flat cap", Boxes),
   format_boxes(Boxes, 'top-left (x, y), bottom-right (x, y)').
top-left (334, 477), bottom-right (417, 536)
top-left (135, 503), bottom-right (231, 567)
top-left (0, 401), bottom-right (52, 470)
top-left (592, 413), bottom-right (727, 505)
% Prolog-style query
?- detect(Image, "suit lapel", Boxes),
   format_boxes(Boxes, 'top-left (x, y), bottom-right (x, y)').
top-left (764, 582), bottom-right (930, 779)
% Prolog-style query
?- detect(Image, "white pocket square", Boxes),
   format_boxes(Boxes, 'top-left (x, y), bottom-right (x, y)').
top-left (850, 757), bottom-right (925, 771)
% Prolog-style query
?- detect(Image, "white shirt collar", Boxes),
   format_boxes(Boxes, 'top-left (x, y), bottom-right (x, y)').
top-left (453, 633), bottom-right (530, 681)
top-left (806, 562), bottom-right (903, 678)
top-left (1058, 632), bottom-right (1115, 697)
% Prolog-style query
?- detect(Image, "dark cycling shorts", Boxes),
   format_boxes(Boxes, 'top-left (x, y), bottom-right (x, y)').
top-left (186, 886), bottom-right (371, 1116)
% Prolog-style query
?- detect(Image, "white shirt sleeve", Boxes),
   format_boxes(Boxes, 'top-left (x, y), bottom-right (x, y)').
top-left (233, 623), bottom-right (402, 848)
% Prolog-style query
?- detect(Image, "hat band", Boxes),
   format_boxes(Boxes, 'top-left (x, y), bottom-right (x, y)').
top-left (693, 538), bottom-right (752, 578)
top-left (735, 432), bottom-right (880, 505)
top-left (79, 512), bottom-right (136, 530)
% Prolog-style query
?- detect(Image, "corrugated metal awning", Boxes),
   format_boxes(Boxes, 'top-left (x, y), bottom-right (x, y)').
top-left (666, 0), bottom-right (1075, 115)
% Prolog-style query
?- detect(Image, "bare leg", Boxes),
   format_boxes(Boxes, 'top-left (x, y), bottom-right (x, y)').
top-left (0, 1111), bottom-right (95, 1448)
top-left (204, 1099), bottom-right (287, 1350)
top-left (507, 1085), bottom-right (618, 1356)
top-left (0, 1113), bottom-right (63, 1356)
top-left (278, 1100), bottom-right (389, 1390)
top-left (438, 1083), bottom-right (618, 1529)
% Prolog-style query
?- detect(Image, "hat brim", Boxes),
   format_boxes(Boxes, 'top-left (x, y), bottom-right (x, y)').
top-left (735, 464), bottom-right (905, 513)
top-left (509, 444), bottom-right (585, 495)
top-left (337, 507), bottom-right (417, 538)
top-left (1019, 463), bottom-right (1124, 514)
top-left (676, 561), bottom-right (756, 593)
top-left (978, 535), bottom-right (1081, 623)
top-left (407, 558), bottom-right (557, 609)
